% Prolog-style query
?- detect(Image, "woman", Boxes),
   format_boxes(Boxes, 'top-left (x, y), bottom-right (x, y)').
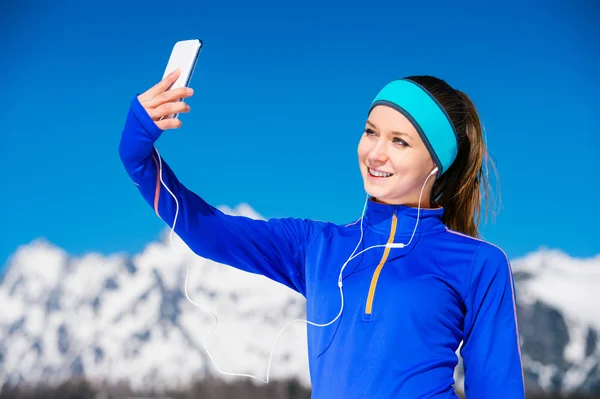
top-left (119, 69), bottom-right (525, 398)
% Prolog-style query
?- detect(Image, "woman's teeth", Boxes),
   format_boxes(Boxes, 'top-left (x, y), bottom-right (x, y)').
top-left (369, 168), bottom-right (393, 178)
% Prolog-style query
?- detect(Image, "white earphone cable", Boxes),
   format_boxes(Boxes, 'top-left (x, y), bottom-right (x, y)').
top-left (153, 146), bottom-right (436, 384)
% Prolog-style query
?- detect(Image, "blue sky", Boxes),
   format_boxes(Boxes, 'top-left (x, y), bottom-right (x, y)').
top-left (1, 1), bottom-right (598, 273)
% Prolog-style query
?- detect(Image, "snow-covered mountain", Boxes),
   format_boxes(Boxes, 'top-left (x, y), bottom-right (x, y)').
top-left (0, 204), bottom-right (310, 392)
top-left (1, 203), bottom-right (599, 395)
top-left (511, 249), bottom-right (600, 394)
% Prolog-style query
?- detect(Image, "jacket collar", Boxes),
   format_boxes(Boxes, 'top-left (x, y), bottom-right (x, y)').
top-left (364, 197), bottom-right (446, 237)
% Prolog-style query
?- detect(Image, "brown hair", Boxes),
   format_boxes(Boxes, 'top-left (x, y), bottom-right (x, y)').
top-left (404, 75), bottom-right (500, 238)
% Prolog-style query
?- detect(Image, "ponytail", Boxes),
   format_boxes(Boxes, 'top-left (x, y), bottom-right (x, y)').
top-left (405, 76), bottom-right (500, 238)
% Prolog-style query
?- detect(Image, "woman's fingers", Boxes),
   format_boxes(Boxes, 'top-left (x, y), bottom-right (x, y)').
top-left (135, 69), bottom-right (194, 130)
top-left (155, 117), bottom-right (183, 131)
top-left (147, 101), bottom-right (191, 122)
top-left (138, 69), bottom-right (181, 103)
top-left (146, 86), bottom-right (193, 109)
top-left (154, 102), bottom-right (190, 130)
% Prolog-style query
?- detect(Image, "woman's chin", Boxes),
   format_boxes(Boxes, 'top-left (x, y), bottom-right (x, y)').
top-left (363, 185), bottom-right (406, 204)
top-left (364, 185), bottom-right (390, 201)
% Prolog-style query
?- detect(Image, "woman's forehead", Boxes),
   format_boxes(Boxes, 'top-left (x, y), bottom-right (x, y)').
top-left (367, 105), bottom-right (419, 140)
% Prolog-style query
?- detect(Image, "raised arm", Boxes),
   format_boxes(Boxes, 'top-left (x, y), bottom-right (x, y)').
top-left (118, 70), bottom-right (322, 295)
top-left (460, 243), bottom-right (526, 398)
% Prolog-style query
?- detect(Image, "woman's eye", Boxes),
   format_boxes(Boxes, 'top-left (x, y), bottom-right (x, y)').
top-left (393, 137), bottom-right (408, 147)
top-left (364, 128), bottom-right (408, 147)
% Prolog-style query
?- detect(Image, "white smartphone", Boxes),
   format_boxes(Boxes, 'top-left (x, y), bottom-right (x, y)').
top-left (161, 39), bottom-right (203, 120)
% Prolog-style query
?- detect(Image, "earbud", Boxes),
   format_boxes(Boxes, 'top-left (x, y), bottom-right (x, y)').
top-left (429, 167), bottom-right (438, 176)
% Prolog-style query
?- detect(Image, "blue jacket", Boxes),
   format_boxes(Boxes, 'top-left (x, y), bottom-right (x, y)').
top-left (119, 95), bottom-right (526, 398)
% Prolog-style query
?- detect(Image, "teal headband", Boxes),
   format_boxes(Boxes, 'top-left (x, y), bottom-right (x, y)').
top-left (368, 79), bottom-right (459, 176)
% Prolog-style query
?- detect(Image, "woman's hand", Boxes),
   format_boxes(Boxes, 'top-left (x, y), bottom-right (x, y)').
top-left (137, 68), bottom-right (194, 130)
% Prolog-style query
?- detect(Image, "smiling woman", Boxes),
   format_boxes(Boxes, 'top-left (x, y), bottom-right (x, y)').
top-left (359, 76), bottom-right (495, 238)
top-left (359, 107), bottom-right (438, 207)
top-left (119, 69), bottom-right (525, 398)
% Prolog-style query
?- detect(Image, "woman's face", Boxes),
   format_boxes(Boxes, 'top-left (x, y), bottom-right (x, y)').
top-left (357, 105), bottom-right (438, 207)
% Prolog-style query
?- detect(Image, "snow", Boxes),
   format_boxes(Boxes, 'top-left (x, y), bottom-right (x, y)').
top-left (0, 204), bottom-right (311, 391)
top-left (512, 248), bottom-right (600, 330)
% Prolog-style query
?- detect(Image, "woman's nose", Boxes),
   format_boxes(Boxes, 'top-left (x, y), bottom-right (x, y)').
top-left (368, 141), bottom-right (388, 164)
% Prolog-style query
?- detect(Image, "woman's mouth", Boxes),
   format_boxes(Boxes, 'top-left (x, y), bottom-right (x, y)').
top-left (368, 168), bottom-right (393, 179)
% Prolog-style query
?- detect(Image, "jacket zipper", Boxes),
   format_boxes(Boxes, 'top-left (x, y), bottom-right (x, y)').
top-left (365, 212), bottom-right (398, 315)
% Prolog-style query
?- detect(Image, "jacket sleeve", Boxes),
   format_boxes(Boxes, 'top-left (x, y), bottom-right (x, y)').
top-left (460, 243), bottom-right (526, 398)
top-left (118, 94), bottom-right (322, 296)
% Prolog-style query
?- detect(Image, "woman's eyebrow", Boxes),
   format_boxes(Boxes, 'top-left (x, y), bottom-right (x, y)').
top-left (366, 120), bottom-right (412, 140)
